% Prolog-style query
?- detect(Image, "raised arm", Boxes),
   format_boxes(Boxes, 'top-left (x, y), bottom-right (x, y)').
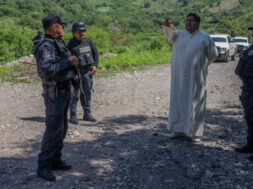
top-left (163, 18), bottom-right (177, 44)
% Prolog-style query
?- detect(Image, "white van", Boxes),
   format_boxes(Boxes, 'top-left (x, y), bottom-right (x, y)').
top-left (232, 36), bottom-right (250, 53)
top-left (210, 34), bottom-right (237, 62)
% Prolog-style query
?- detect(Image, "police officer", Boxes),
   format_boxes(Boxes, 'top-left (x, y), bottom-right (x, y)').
top-left (68, 21), bottom-right (98, 124)
top-left (32, 31), bottom-right (43, 42)
top-left (35, 14), bottom-right (78, 181)
top-left (235, 27), bottom-right (253, 161)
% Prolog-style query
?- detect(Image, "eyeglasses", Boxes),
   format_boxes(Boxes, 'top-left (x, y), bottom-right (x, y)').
top-left (185, 19), bottom-right (196, 23)
top-left (76, 29), bottom-right (86, 34)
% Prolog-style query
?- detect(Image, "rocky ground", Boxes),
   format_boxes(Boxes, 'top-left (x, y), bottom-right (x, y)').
top-left (0, 58), bottom-right (252, 189)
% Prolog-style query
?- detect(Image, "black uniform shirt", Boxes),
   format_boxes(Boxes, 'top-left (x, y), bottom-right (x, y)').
top-left (36, 34), bottom-right (71, 79)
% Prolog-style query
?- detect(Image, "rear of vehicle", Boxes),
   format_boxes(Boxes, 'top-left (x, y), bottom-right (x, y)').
top-left (233, 37), bottom-right (250, 53)
top-left (210, 34), bottom-right (236, 62)
top-left (210, 35), bottom-right (229, 62)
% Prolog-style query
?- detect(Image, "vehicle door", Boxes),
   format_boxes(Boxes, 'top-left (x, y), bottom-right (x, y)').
top-left (228, 36), bottom-right (235, 56)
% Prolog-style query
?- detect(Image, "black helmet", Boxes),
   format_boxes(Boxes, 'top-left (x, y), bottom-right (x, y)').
top-left (72, 21), bottom-right (86, 33)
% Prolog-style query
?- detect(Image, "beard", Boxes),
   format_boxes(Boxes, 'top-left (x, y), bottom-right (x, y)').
top-left (56, 31), bottom-right (63, 39)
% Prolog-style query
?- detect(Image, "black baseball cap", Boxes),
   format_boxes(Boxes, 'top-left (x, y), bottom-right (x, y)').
top-left (42, 14), bottom-right (67, 29)
top-left (248, 27), bottom-right (253, 30)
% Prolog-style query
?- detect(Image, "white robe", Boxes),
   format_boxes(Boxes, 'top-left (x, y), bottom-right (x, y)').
top-left (164, 26), bottom-right (217, 137)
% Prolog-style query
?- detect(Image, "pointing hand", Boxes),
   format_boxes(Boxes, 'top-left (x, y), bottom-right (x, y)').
top-left (163, 18), bottom-right (171, 27)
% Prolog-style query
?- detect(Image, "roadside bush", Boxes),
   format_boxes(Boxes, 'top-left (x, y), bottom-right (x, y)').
top-left (86, 27), bottom-right (113, 55)
top-left (0, 63), bottom-right (31, 83)
top-left (99, 46), bottom-right (172, 70)
top-left (0, 19), bottom-right (35, 64)
top-left (151, 39), bottom-right (163, 50)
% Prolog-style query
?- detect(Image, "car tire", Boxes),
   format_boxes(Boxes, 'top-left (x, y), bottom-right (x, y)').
top-left (224, 53), bottom-right (229, 63)
top-left (231, 54), bottom-right (235, 61)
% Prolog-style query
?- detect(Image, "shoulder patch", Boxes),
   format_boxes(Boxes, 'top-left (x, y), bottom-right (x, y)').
top-left (41, 46), bottom-right (51, 58)
top-left (43, 50), bottom-right (49, 57)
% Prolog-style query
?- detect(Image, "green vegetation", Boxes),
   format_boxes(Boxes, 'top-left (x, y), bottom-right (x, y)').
top-left (0, 18), bottom-right (36, 64)
top-left (0, 0), bottom-right (253, 82)
top-left (0, 63), bottom-right (31, 83)
top-left (100, 47), bottom-right (171, 70)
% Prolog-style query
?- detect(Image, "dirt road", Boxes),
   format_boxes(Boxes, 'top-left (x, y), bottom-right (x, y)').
top-left (0, 58), bottom-right (252, 189)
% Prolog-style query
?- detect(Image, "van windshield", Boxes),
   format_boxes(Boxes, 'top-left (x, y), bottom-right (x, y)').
top-left (234, 39), bottom-right (248, 43)
top-left (211, 37), bottom-right (227, 42)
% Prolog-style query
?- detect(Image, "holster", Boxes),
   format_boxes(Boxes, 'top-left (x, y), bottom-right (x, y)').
top-left (71, 78), bottom-right (80, 90)
top-left (243, 79), bottom-right (253, 87)
top-left (43, 80), bottom-right (58, 101)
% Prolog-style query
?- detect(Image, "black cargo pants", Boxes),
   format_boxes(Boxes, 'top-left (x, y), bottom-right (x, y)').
top-left (240, 86), bottom-right (253, 146)
top-left (38, 87), bottom-right (70, 169)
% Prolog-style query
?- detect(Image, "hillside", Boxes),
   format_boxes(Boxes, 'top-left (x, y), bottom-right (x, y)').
top-left (85, 0), bottom-right (248, 31)
top-left (0, 0), bottom-right (253, 66)
top-left (1, 0), bottom-right (252, 33)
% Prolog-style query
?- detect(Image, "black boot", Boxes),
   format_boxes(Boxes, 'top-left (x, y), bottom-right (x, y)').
top-left (235, 144), bottom-right (253, 153)
top-left (69, 115), bottom-right (78, 125)
top-left (83, 114), bottom-right (96, 122)
top-left (51, 159), bottom-right (72, 171)
top-left (37, 168), bottom-right (56, 181)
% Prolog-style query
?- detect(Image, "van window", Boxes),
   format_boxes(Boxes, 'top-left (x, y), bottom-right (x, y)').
top-left (211, 37), bottom-right (227, 42)
top-left (234, 38), bottom-right (248, 43)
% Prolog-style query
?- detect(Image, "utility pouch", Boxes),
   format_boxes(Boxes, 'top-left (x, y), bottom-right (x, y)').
top-left (43, 81), bottom-right (58, 101)
top-left (73, 39), bottom-right (95, 67)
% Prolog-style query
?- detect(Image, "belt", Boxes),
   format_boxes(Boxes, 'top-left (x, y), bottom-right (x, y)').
top-left (79, 66), bottom-right (90, 74)
top-left (243, 84), bottom-right (253, 88)
top-left (243, 79), bottom-right (253, 86)
top-left (57, 81), bottom-right (70, 90)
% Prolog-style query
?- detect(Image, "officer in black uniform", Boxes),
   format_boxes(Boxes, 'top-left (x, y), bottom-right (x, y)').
top-left (235, 27), bottom-right (253, 161)
top-left (68, 21), bottom-right (98, 124)
top-left (32, 31), bottom-right (43, 42)
top-left (35, 14), bottom-right (78, 181)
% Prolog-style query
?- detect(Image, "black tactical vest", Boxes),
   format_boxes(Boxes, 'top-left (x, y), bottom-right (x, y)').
top-left (34, 37), bottom-right (76, 82)
top-left (72, 38), bottom-right (95, 67)
top-left (33, 38), bottom-right (53, 80)
top-left (235, 45), bottom-right (253, 80)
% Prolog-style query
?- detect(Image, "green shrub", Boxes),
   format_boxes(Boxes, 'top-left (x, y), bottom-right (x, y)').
top-left (99, 46), bottom-right (172, 70)
top-left (86, 27), bottom-right (113, 55)
top-left (0, 20), bottom-right (35, 64)
top-left (0, 63), bottom-right (31, 83)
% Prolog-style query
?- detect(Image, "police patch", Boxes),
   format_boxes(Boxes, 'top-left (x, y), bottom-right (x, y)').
top-left (42, 48), bottom-right (50, 57)
top-left (79, 46), bottom-right (91, 53)
top-left (248, 50), bottom-right (253, 56)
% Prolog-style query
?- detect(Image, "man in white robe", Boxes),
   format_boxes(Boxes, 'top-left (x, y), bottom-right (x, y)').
top-left (164, 13), bottom-right (217, 141)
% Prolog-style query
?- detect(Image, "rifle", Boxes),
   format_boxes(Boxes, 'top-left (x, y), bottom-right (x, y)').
top-left (54, 39), bottom-right (87, 106)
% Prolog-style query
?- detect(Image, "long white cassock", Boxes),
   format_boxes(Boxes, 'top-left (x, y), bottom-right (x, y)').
top-left (164, 26), bottom-right (217, 137)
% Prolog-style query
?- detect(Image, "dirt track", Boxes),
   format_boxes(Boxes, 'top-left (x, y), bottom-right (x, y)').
top-left (0, 58), bottom-right (252, 189)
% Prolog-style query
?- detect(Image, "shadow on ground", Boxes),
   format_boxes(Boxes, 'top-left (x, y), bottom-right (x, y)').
top-left (20, 117), bottom-right (45, 123)
top-left (1, 104), bottom-right (251, 189)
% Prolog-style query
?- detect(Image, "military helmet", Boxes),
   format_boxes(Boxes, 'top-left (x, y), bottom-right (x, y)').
top-left (72, 21), bottom-right (86, 33)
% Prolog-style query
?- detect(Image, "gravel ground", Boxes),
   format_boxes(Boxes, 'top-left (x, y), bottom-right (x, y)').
top-left (0, 57), bottom-right (252, 189)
